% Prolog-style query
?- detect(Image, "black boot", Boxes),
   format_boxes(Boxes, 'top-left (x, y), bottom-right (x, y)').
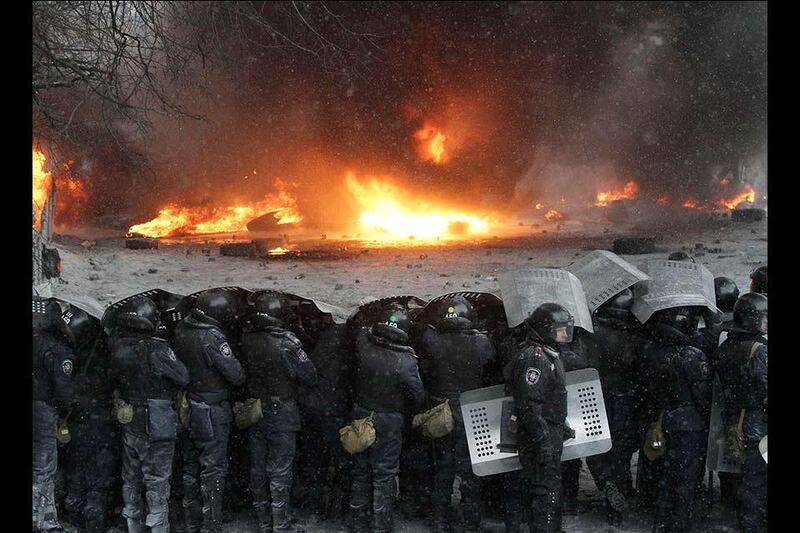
top-left (200, 477), bottom-right (225, 533)
top-left (350, 509), bottom-right (371, 533)
top-left (374, 480), bottom-right (397, 533)
top-left (430, 505), bottom-right (449, 533)
top-left (255, 504), bottom-right (273, 533)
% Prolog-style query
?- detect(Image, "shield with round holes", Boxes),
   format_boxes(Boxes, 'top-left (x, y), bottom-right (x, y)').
top-left (459, 368), bottom-right (611, 476)
top-left (566, 250), bottom-right (650, 313)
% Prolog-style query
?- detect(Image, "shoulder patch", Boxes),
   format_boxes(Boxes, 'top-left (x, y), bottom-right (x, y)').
top-left (533, 345), bottom-right (544, 358)
top-left (526, 367), bottom-right (541, 386)
top-left (699, 361), bottom-right (710, 377)
top-left (297, 348), bottom-right (309, 362)
top-left (220, 342), bottom-right (233, 357)
top-left (62, 359), bottom-right (74, 375)
top-left (166, 349), bottom-right (177, 362)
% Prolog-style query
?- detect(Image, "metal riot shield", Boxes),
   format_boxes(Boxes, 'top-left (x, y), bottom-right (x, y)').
top-left (102, 288), bottom-right (186, 337)
top-left (759, 435), bottom-right (768, 464)
top-left (705, 376), bottom-right (742, 474)
top-left (497, 268), bottom-right (593, 333)
top-left (346, 295), bottom-right (428, 330)
top-left (246, 289), bottom-right (350, 345)
top-left (631, 260), bottom-right (720, 324)
top-left (460, 368), bottom-right (611, 476)
top-left (566, 250), bottom-right (650, 312)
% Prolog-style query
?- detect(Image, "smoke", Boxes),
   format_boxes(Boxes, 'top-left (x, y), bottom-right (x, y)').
top-left (46, 1), bottom-right (767, 230)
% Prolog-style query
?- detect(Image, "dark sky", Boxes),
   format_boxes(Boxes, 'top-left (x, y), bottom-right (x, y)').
top-left (73, 1), bottom-right (768, 227)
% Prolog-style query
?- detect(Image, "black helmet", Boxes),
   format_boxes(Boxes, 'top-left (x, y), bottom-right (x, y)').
top-left (668, 251), bottom-right (695, 262)
top-left (714, 277), bottom-right (740, 313)
top-left (251, 293), bottom-right (293, 328)
top-left (525, 303), bottom-right (575, 346)
top-left (380, 303), bottom-right (412, 334)
top-left (595, 288), bottom-right (635, 322)
top-left (432, 295), bottom-right (475, 323)
top-left (33, 296), bottom-right (61, 331)
top-left (648, 306), bottom-right (700, 339)
top-left (57, 307), bottom-right (100, 348)
top-left (733, 292), bottom-right (767, 334)
top-left (194, 289), bottom-right (236, 327)
top-left (749, 265), bottom-right (767, 295)
top-left (116, 296), bottom-right (160, 334)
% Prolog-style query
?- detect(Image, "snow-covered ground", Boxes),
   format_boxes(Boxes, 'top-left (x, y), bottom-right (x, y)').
top-left (50, 217), bottom-right (766, 532)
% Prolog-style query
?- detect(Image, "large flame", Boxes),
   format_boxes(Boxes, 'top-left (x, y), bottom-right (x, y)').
top-left (594, 181), bottom-right (639, 207)
top-left (128, 180), bottom-right (302, 238)
top-left (33, 150), bottom-right (52, 229)
top-left (345, 173), bottom-right (489, 242)
top-left (716, 185), bottom-right (755, 210)
top-left (544, 209), bottom-right (563, 221)
top-left (414, 123), bottom-right (448, 164)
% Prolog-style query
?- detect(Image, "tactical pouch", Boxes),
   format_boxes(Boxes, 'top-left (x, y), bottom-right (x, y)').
top-left (339, 411), bottom-right (376, 454)
top-left (177, 391), bottom-right (190, 430)
top-left (497, 399), bottom-right (519, 452)
top-left (56, 419), bottom-right (71, 445)
top-left (727, 409), bottom-right (747, 465)
top-left (112, 398), bottom-right (134, 425)
top-left (189, 400), bottom-right (215, 442)
top-left (642, 410), bottom-right (666, 461)
top-left (233, 398), bottom-right (263, 430)
top-left (147, 399), bottom-right (178, 442)
top-left (412, 400), bottom-right (455, 439)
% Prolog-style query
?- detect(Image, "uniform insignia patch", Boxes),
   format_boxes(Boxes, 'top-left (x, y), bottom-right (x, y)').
top-left (533, 346), bottom-right (544, 358)
top-left (62, 360), bottom-right (73, 375)
top-left (297, 349), bottom-right (309, 362)
top-left (526, 367), bottom-right (541, 385)
top-left (699, 361), bottom-right (710, 377)
top-left (220, 343), bottom-right (232, 357)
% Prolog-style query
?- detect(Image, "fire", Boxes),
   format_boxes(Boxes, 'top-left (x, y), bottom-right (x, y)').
top-left (268, 246), bottom-right (293, 256)
top-left (683, 198), bottom-right (698, 209)
top-left (535, 203), bottom-right (544, 210)
top-left (716, 185), bottom-right (755, 210)
top-left (345, 173), bottom-right (489, 242)
top-left (128, 181), bottom-right (302, 238)
top-left (414, 124), bottom-right (447, 164)
top-left (544, 209), bottom-right (563, 221)
top-left (594, 181), bottom-right (639, 207)
top-left (33, 150), bottom-right (52, 229)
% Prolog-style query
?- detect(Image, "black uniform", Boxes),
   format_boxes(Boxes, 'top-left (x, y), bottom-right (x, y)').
top-left (641, 329), bottom-right (712, 533)
top-left (33, 329), bottom-right (76, 532)
top-left (349, 324), bottom-right (426, 533)
top-left (582, 320), bottom-right (647, 517)
top-left (505, 339), bottom-right (568, 533)
top-left (173, 313), bottom-right (245, 533)
top-left (240, 324), bottom-right (318, 532)
top-left (297, 323), bottom-right (353, 519)
top-left (109, 330), bottom-right (189, 533)
top-left (62, 336), bottom-right (121, 533)
top-left (417, 317), bottom-right (496, 531)
top-left (716, 329), bottom-right (768, 532)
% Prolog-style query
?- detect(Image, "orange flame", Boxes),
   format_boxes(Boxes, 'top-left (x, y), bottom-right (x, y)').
top-left (414, 124), bottom-right (448, 164)
top-left (128, 181), bottom-right (302, 238)
top-left (683, 198), bottom-right (698, 209)
top-left (716, 185), bottom-right (755, 210)
top-left (595, 181), bottom-right (639, 207)
top-left (544, 209), bottom-right (563, 221)
top-left (33, 150), bottom-right (52, 229)
top-left (345, 173), bottom-right (489, 242)
top-left (268, 246), bottom-right (293, 256)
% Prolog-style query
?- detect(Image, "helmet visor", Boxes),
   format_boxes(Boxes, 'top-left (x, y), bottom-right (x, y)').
top-left (551, 319), bottom-right (575, 344)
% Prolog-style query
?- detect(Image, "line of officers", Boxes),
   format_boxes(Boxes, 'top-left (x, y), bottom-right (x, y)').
top-left (32, 264), bottom-right (767, 533)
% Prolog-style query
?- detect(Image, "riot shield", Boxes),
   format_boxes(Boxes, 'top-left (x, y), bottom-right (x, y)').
top-left (346, 295), bottom-right (428, 331)
top-left (460, 368), bottom-right (611, 476)
top-left (759, 435), bottom-right (767, 464)
top-left (705, 376), bottom-right (742, 474)
top-left (497, 268), bottom-right (593, 333)
top-left (631, 260), bottom-right (720, 324)
top-left (566, 250), bottom-right (650, 312)
top-left (102, 288), bottom-right (186, 337)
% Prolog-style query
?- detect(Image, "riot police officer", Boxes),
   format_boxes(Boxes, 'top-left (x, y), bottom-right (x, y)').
top-left (173, 289), bottom-right (245, 533)
top-left (641, 307), bottom-right (712, 533)
top-left (416, 296), bottom-right (496, 532)
top-left (33, 296), bottom-right (76, 532)
top-left (749, 265), bottom-right (767, 296)
top-left (349, 304), bottom-right (426, 533)
top-left (692, 277), bottom-right (739, 362)
top-left (504, 303), bottom-right (570, 533)
top-left (582, 289), bottom-right (647, 526)
top-left (57, 308), bottom-right (119, 533)
top-left (109, 296), bottom-right (189, 533)
top-left (240, 293), bottom-right (318, 532)
top-left (716, 293), bottom-right (768, 532)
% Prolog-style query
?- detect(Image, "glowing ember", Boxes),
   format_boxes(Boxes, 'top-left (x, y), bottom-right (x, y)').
top-left (683, 198), bottom-right (698, 209)
top-left (544, 209), bottom-right (563, 221)
top-left (128, 181), bottom-right (302, 238)
top-left (414, 124), bottom-right (447, 164)
top-left (33, 150), bottom-right (52, 229)
top-left (345, 173), bottom-right (489, 242)
top-left (595, 181), bottom-right (639, 207)
top-left (535, 203), bottom-right (544, 210)
top-left (268, 246), bottom-right (293, 256)
top-left (717, 185), bottom-right (755, 210)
